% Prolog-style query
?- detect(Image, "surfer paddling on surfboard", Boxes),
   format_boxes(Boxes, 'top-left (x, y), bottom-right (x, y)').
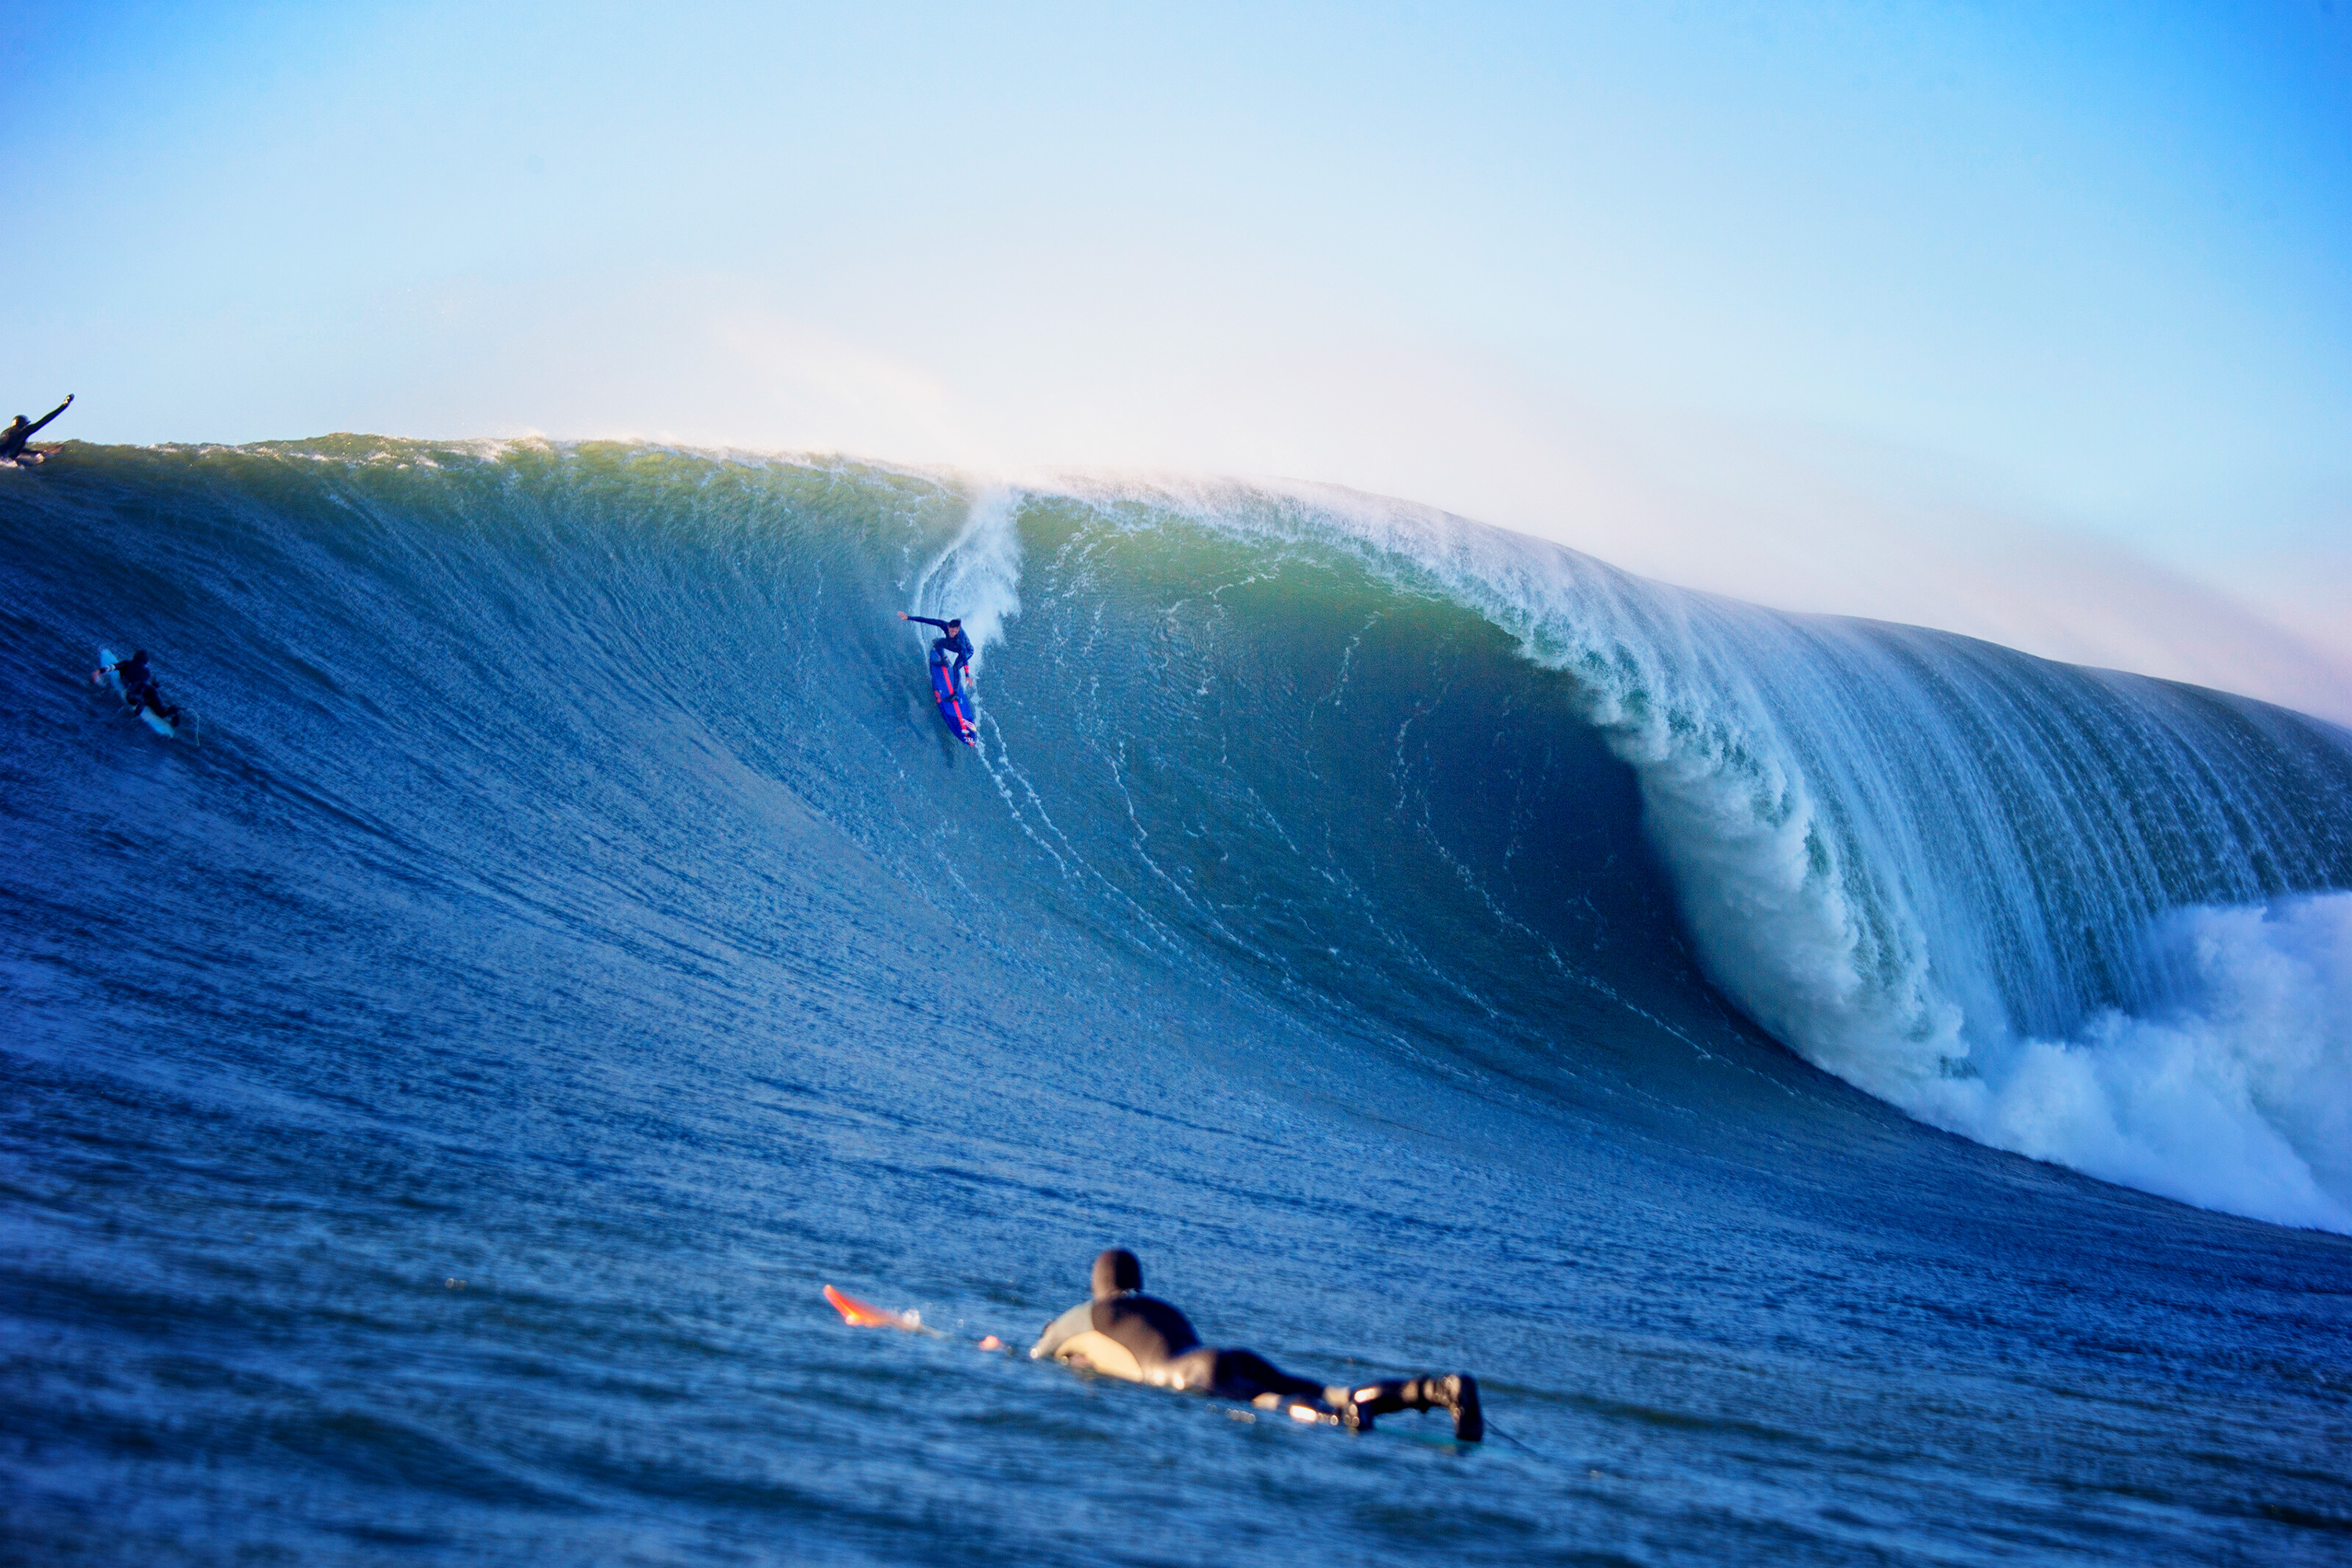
top-left (1, 393), bottom-right (71, 467)
top-left (1031, 1248), bottom-right (1484, 1440)
top-left (900, 611), bottom-right (978, 745)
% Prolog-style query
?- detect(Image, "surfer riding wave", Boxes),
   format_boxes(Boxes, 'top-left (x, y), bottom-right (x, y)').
top-left (2, 394), bottom-right (72, 466)
top-left (902, 611), bottom-right (978, 745)
top-left (95, 648), bottom-right (183, 728)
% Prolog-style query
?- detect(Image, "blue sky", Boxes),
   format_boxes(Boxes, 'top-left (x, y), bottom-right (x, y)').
top-left (6, 2), bottom-right (2348, 699)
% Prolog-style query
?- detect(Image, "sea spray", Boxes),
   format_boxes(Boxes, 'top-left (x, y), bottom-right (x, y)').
top-left (908, 485), bottom-right (1022, 668)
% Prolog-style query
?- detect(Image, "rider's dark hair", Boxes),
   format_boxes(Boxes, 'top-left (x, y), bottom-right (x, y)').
top-left (1091, 1248), bottom-right (1142, 1300)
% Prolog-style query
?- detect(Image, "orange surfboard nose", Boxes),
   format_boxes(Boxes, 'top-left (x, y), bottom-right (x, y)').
top-left (824, 1283), bottom-right (911, 1329)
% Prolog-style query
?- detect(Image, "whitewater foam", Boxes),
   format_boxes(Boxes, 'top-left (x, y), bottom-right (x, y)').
top-left (1949, 895), bottom-right (2352, 1232)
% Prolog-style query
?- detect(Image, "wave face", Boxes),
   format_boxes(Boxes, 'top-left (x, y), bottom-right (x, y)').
top-left (5, 439), bottom-right (2351, 1564)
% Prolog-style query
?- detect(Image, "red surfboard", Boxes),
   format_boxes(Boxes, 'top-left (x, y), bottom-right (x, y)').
top-left (929, 650), bottom-right (976, 746)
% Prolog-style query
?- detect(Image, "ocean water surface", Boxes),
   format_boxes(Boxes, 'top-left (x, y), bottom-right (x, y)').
top-left (3, 439), bottom-right (2349, 1564)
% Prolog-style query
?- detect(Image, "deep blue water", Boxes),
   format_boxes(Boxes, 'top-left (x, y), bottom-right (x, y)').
top-left (3, 439), bottom-right (2349, 1565)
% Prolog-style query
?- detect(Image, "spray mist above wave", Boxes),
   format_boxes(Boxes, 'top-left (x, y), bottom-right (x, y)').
top-left (908, 486), bottom-right (1023, 669)
top-left (1029, 473), bottom-right (2352, 1232)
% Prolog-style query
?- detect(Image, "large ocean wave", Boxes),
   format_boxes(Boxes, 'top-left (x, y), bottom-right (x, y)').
top-left (13, 437), bottom-right (2351, 1233)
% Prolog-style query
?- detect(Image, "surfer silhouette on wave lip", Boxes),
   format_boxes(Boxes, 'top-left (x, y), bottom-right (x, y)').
top-left (1, 394), bottom-right (72, 466)
top-left (1030, 1248), bottom-right (1484, 1440)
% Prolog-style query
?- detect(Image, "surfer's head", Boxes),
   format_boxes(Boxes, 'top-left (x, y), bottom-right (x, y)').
top-left (1092, 1247), bottom-right (1142, 1301)
top-left (132, 650), bottom-right (149, 662)
top-left (946, 619), bottom-right (963, 631)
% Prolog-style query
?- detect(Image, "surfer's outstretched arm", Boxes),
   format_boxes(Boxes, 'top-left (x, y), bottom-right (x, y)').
top-left (1029, 1301), bottom-right (1094, 1359)
top-left (25, 394), bottom-right (71, 436)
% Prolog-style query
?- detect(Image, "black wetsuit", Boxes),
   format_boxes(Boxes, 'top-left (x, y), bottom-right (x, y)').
top-left (906, 615), bottom-right (972, 677)
top-left (1, 396), bottom-right (71, 463)
top-left (107, 655), bottom-right (177, 723)
top-left (129, 682), bottom-right (178, 723)
top-left (1030, 1290), bottom-right (1328, 1402)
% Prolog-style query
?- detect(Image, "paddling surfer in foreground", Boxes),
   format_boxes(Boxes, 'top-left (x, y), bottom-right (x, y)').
top-left (1031, 1248), bottom-right (1483, 1440)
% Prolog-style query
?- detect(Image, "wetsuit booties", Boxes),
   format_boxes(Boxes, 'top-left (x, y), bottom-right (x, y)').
top-left (1029, 1248), bottom-right (1485, 1440)
top-left (1335, 1372), bottom-right (1483, 1442)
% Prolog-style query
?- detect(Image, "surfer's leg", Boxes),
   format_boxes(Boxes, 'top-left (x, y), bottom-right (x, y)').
top-left (1179, 1347), bottom-right (1326, 1403)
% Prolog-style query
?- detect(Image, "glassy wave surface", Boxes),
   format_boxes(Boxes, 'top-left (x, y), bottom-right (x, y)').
top-left (5, 439), bottom-right (2348, 1564)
